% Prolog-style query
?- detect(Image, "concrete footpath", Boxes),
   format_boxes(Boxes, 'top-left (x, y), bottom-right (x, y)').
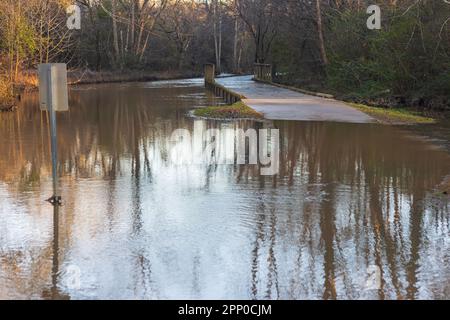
top-left (215, 76), bottom-right (375, 123)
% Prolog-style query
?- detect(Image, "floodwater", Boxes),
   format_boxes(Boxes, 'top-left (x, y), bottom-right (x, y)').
top-left (0, 78), bottom-right (449, 300)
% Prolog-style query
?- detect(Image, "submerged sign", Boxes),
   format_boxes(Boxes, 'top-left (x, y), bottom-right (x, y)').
top-left (38, 63), bottom-right (69, 112)
top-left (38, 63), bottom-right (69, 206)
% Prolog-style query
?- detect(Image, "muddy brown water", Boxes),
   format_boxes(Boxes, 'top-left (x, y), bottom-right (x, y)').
top-left (0, 79), bottom-right (449, 299)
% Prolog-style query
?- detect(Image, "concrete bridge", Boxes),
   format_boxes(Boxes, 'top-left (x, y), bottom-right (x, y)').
top-left (205, 64), bottom-right (375, 123)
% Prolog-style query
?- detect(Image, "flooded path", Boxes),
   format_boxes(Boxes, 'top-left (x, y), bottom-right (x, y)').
top-left (0, 78), bottom-right (449, 299)
top-left (216, 76), bottom-right (374, 123)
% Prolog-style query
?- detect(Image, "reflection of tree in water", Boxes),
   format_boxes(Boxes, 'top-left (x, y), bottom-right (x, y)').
top-left (247, 121), bottom-right (450, 299)
top-left (0, 85), bottom-right (199, 298)
top-left (1, 88), bottom-right (450, 299)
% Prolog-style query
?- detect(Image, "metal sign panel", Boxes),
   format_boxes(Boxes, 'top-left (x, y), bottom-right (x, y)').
top-left (38, 63), bottom-right (69, 112)
top-left (38, 65), bottom-right (50, 111)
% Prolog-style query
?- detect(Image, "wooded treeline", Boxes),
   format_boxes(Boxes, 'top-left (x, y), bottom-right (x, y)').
top-left (0, 0), bottom-right (449, 109)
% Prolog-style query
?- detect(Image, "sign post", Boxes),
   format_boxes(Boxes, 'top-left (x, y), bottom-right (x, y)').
top-left (38, 64), bottom-right (69, 206)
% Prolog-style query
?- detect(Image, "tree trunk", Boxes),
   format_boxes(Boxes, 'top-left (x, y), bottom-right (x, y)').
top-left (131, 1), bottom-right (135, 48)
top-left (213, 0), bottom-right (222, 73)
top-left (139, 32), bottom-right (150, 63)
top-left (112, 0), bottom-right (120, 66)
top-left (233, 16), bottom-right (239, 72)
top-left (315, 0), bottom-right (328, 66)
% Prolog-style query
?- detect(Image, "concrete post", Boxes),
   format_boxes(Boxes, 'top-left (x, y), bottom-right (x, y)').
top-left (204, 64), bottom-right (215, 86)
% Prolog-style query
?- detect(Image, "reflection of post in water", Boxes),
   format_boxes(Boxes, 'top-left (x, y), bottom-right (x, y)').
top-left (42, 205), bottom-right (70, 300)
top-left (320, 182), bottom-right (337, 300)
top-left (130, 119), bottom-right (154, 296)
top-left (51, 205), bottom-right (60, 298)
top-left (131, 132), bottom-right (143, 233)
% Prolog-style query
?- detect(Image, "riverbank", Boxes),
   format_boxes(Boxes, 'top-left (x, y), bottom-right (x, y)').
top-left (16, 69), bottom-right (201, 90)
top-left (349, 103), bottom-right (436, 125)
top-left (0, 69), bottom-right (201, 111)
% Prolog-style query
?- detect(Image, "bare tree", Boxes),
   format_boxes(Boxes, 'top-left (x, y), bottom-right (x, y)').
top-left (234, 0), bottom-right (278, 63)
top-left (158, 0), bottom-right (198, 70)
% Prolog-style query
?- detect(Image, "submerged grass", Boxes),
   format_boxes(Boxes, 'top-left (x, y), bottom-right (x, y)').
top-left (194, 101), bottom-right (263, 120)
top-left (349, 103), bottom-right (436, 124)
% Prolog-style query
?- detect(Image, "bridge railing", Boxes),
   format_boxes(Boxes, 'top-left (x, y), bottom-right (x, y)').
top-left (254, 63), bottom-right (272, 82)
top-left (204, 64), bottom-right (243, 104)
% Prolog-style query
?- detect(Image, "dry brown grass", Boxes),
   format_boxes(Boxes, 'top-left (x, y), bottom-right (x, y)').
top-left (15, 70), bottom-right (39, 88)
top-left (0, 76), bottom-right (15, 110)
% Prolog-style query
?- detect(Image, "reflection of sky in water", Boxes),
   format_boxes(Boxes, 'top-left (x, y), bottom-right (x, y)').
top-left (0, 79), bottom-right (449, 300)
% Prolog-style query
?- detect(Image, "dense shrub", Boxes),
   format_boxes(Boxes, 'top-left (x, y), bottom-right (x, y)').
top-left (271, 1), bottom-right (450, 110)
top-left (325, 2), bottom-right (450, 108)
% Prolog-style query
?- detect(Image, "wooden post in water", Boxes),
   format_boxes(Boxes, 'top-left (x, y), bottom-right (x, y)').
top-left (204, 64), bottom-right (215, 87)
